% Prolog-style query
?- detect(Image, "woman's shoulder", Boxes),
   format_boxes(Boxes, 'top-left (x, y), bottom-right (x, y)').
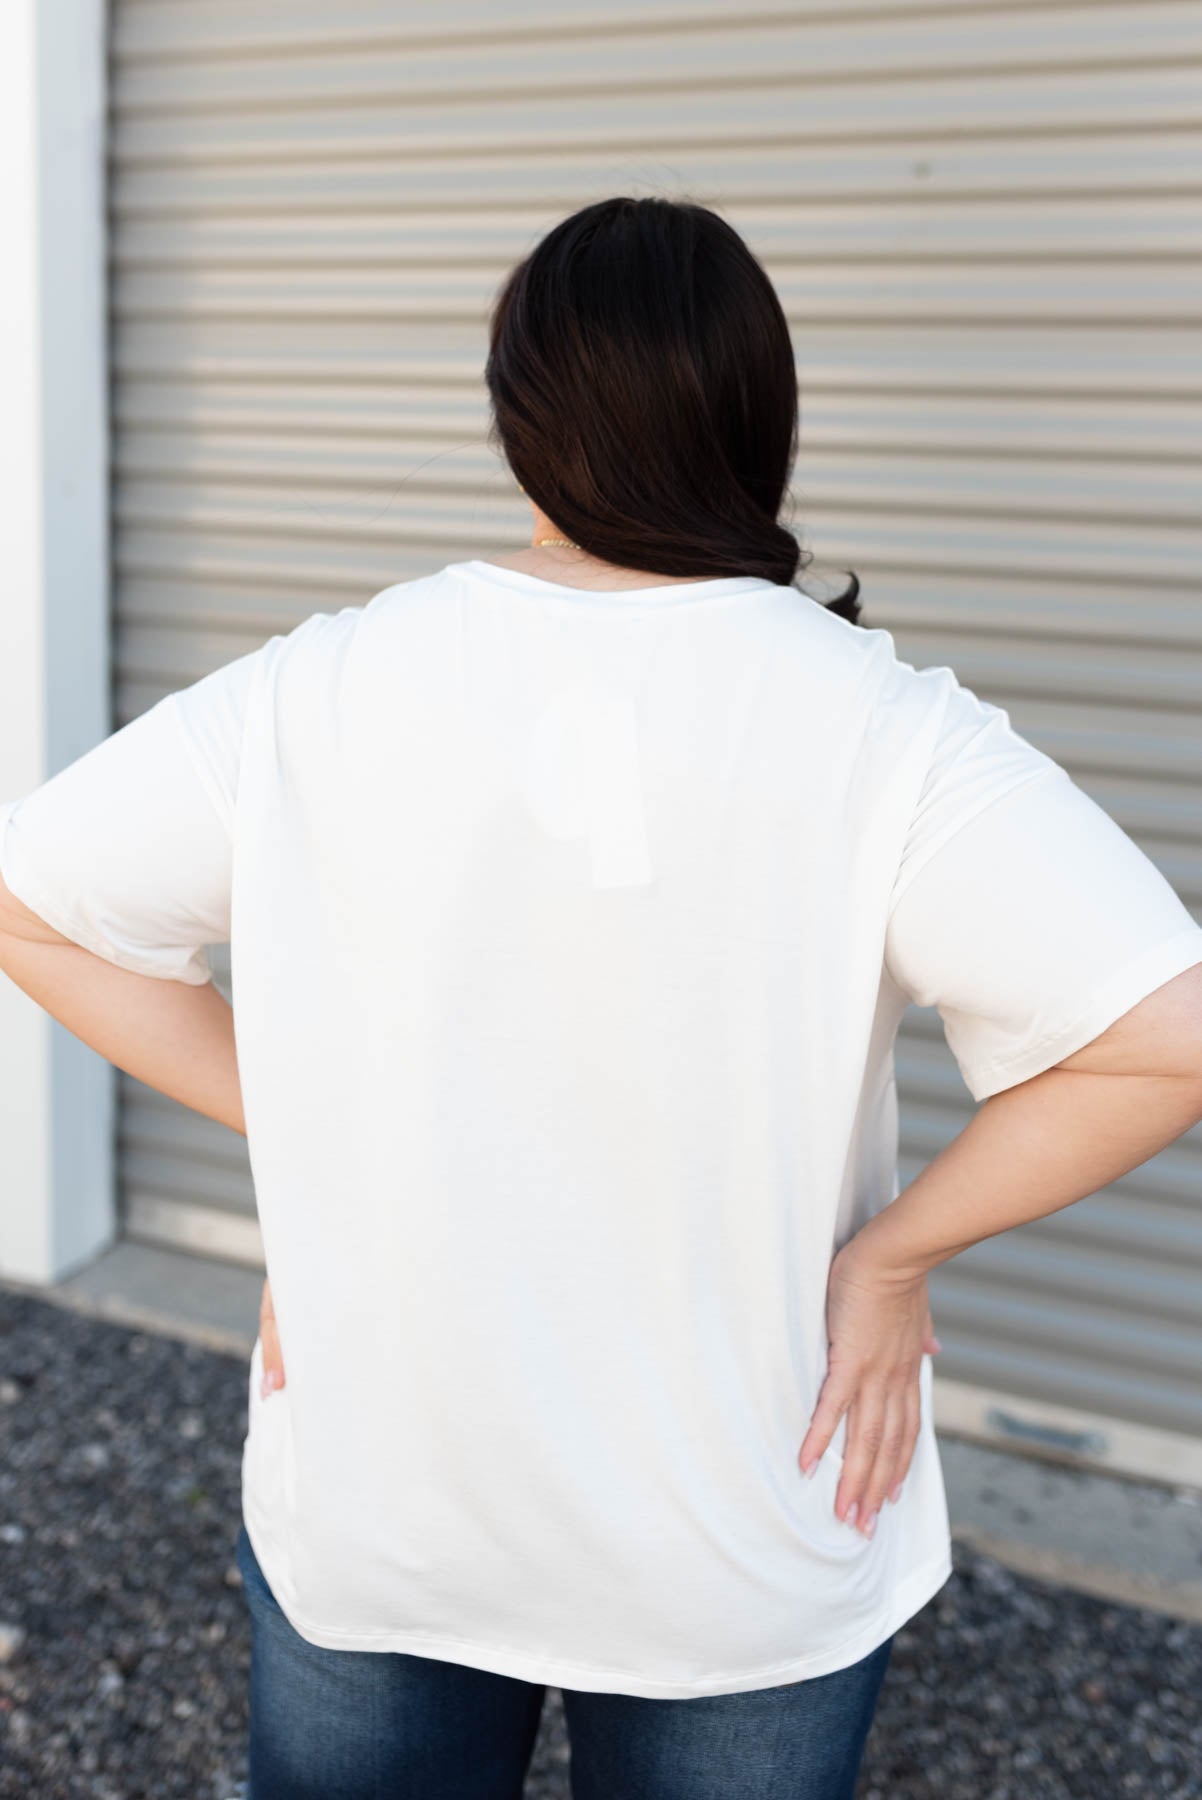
top-left (275, 572), bottom-right (454, 662)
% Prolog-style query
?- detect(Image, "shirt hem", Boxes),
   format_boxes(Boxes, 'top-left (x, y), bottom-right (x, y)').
top-left (963, 922), bottom-right (1202, 1101)
top-left (240, 1504), bottom-right (953, 1699)
top-left (0, 801), bottom-right (215, 985)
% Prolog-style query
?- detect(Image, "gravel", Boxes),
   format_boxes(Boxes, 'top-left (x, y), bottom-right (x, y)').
top-left (1, 1284), bottom-right (1200, 1799)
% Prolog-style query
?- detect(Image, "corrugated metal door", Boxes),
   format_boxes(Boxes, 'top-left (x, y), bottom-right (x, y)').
top-left (107, 1), bottom-right (1202, 1475)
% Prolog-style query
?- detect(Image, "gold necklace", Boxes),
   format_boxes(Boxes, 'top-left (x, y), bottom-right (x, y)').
top-left (532, 535), bottom-right (581, 550)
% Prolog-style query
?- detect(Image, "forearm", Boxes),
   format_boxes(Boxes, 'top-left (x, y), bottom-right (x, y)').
top-left (854, 1063), bottom-right (1202, 1280)
top-left (0, 932), bottom-right (246, 1137)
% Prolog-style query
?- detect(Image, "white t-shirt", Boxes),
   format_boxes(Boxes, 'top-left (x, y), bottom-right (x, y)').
top-left (3, 558), bottom-right (1201, 1698)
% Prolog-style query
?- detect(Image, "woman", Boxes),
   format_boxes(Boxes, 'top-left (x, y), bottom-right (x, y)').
top-left (2, 196), bottom-right (1201, 1800)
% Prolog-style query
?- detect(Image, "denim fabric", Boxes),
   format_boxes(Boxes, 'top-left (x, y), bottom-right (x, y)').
top-left (235, 1518), bottom-right (892, 1800)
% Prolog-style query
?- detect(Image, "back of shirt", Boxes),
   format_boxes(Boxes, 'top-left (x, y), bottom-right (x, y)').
top-left (4, 557), bottom-right (1201, 1697)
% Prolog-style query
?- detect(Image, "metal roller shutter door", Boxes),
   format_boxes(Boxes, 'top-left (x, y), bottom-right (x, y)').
top-left (107, 1), bottom-right (1202, 1478)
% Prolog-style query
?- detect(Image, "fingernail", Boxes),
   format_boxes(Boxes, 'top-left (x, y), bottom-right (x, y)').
top-left (259, 1375), bottom-right (271, 1399)
top-left (888, 1480), bottom-right (903, 1505)
top-left (845, 1500), bottom-right (859, 1528)
top-left (801, 1458), bottom-right (817, 1480)
top-left (862, 1509), bottom-right (879, 1538)
top-left (931, 1337), bottom-right (943, 1353)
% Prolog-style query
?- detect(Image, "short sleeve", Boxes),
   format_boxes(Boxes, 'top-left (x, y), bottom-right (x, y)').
top-left (884, 669), bottom-right (1202, 1102)
top-left (0, 644), bottom-right (265, 986)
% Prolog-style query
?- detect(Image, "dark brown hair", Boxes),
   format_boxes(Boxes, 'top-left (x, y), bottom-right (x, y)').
top-left (484, 196), bottom-right (861, 624)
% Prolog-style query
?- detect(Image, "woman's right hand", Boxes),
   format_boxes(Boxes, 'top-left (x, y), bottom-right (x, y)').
top-left (798, 1235), bottom-right (941, 1539)
top-left (259, 1276), bottom-right (286, 1399)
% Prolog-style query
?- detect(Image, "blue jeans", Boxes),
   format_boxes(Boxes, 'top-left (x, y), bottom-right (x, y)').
top-left (235, 1518), bottom-right (893, 1799)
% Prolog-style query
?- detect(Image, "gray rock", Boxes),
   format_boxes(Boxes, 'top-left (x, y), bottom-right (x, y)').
top-left (96, 1664), bottom-right (124, 1699)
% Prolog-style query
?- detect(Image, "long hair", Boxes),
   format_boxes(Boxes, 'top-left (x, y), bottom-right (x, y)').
top-left (484, 196), bottom-right (862, 625)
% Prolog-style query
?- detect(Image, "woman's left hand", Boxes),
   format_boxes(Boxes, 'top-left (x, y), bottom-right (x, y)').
top-left (798, 1237), bottom-right (941, 1536)
top-left (259, 1277), bottom-right (286, 1399)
